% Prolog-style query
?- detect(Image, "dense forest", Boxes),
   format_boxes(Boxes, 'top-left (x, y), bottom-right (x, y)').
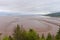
top-left (0, 24), bottom-right (60, 40)
top-left (45, 12), bottom-right (60, 17)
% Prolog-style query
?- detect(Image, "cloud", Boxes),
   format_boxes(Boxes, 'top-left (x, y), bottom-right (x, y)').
top-left (0, 0), bottom-right (60, 14)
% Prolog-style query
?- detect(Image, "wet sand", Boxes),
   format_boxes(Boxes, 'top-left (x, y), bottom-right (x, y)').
top-left (0, 16), bottom-right (59, 36)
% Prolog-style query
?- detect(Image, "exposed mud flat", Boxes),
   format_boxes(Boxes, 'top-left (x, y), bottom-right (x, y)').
top-left (0, 16), bottom-right (59, 37)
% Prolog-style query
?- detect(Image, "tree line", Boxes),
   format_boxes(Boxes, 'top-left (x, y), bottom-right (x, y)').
top-left (1, 24), bottom-right (60, 40)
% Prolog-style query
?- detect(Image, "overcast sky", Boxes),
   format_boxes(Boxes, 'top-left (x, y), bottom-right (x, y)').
top-left (0, 0), bottom-right (60, 14)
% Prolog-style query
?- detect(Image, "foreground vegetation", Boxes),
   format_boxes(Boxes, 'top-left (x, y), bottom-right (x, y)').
top-left (1, 24), bottom-right (60, 40)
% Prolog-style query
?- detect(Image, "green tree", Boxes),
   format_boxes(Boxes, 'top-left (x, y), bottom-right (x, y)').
top-left (13, 24), bottom-right (22, 40)
top-left (13, 24), bottom-right (27, 40)
top-left (21, 29), bottom-right (28, 40)
top-left (41, 34), bottom-right (45, 40)
top-left (12, 25), bottom-right (40, 40)
top-left (55, 28), bottom-right (60, 40)
top-left (3, 36), bottom-right (9, 40)
top-left (52, 35), bottom-right (55, 40)
top-left (9, 36), bottom-right (13, 40)
top-left (27, 29), bottom-right (39, 40)
top-left (46, 33), bottom-right (52, 40)
top-left (37, 34), bottom-right (40, 40)
top-left (0, 33), bottom-right (2, 40)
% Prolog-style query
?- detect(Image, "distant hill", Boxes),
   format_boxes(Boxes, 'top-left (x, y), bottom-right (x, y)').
top-left (45, 12), bottom-right (60, 17)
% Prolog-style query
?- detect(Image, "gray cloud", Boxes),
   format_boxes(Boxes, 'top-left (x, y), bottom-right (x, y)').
top-left (0, 0), bottom-right (60, 14)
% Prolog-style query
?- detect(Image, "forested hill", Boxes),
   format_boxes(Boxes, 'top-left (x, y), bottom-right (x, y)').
top-left (45, 12), bottom-right (60, 17)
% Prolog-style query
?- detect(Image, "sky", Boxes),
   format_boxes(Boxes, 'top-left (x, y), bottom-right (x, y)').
top-left (0, 0), bottom-right (60, 14)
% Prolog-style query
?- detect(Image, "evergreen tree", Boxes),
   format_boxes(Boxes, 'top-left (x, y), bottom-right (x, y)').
top-left (3, 36), bottom-right (9, 40)
top-left (41, 34), bottom-right (45, 40)
top-left (13, 24), bottom-right (22, 40)
top-left (37, 34), bottom-right (40, 40)
top-left (27, 29), bottom-right (38, 40)
top-left (9, 36), bottom-right (13, 40)
top-left (12, 24), bottom-right (40, 40)
top-left (46, 33), bottom-right (52, 40)
top-left (0, 33), bottom-right (2, 40)
top-left (21, 29), bottom-right (28, 40)
top-left (13, 24), bottom-right (27, 40)
top-left (55, 27), bottom-right (60, 40)
top-left (52, 35), bottom-right (55, 40)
